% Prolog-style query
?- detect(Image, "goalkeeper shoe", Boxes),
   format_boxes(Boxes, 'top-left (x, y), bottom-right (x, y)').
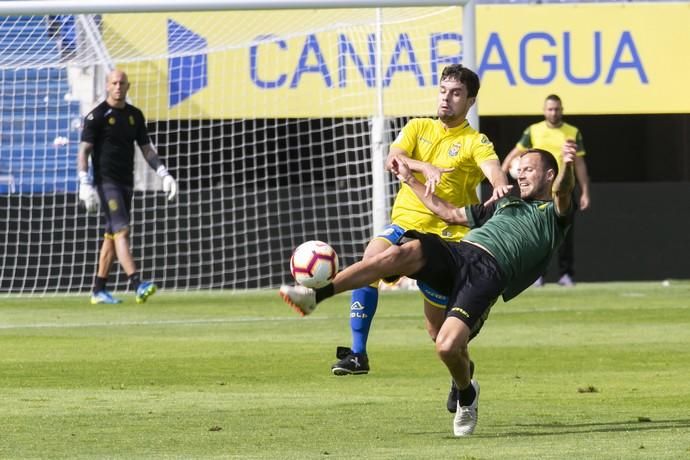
top-left (90, 290), bottom-right (122, 305)
top-left (135, 281), bottom-right (157, 304)
top-left (279, 285), bottom-right (317, 316)
top-left (453, 379), bottom-right (480, 437)
top-left (331, 346), bottom-right (370, 375)
top-left (447, 360), bottom-right (475, 413)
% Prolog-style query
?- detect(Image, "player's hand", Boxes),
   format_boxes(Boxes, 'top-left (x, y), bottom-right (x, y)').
top-left (420, 163), bottom-right (453, 196)
top-left (162, 174), bottom-right (178, 201)
top-left (483, 184), bottom-right (513, 206)
top-left (562, 139), bottom-right (577, 164)
top-left (390, 156), bottom-right (413, 184)
top-left (78, 183), bottom-right (99, 214)
top-left (579, 192), bottom-right (590, 211)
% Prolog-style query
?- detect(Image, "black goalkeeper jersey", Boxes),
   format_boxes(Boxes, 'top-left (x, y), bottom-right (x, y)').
top-left (81, 100), bottom-right (150, 186)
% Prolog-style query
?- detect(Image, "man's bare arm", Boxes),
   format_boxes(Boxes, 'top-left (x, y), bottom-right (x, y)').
top-left (553, 141), bottom-right (577, 216)
top-left (385, 145), bottom-right (453, 196)
top-left (480, 158), bottom-right (512, 205)
top-left (501, 146), bottom-right (523, 174)
top-left (574, 155), bottom-right (591, 210)
top-left (140, 143), bottom-right (178, 201)
top-left (389, 155), bottom-right (468, 225)
top-left (77, 142), bottom-right (93, 174)
top-left (140, 143), bottom-right (164, 170)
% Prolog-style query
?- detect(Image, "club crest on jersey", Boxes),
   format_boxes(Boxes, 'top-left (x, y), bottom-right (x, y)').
top-left (448, 143), bottom-right (461, 157)
top-left (129, 116), bottom-right (135, 125)
top-left (108, 199), bottom-right (118, 211)
top-left (108, 117), bottom-right (116, 125)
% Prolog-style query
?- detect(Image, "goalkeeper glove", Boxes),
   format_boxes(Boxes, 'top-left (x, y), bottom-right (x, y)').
top-left (157, 166), bottom-right (178, 201)
top-left (78, 171), bottom-right (99, 213)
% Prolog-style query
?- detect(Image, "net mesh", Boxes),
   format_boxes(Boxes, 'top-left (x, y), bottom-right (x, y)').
top-left (0, 6), bottom-right (463, 293)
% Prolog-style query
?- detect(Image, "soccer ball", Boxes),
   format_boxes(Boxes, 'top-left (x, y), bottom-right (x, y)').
top-left (290, 240), bottom-right (339, 288)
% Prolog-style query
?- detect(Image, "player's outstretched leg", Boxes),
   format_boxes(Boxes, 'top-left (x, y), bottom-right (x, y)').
top-left (280, 285), bottom-right (317, 316)
top-left (135, 281), bottom-right (157, 304)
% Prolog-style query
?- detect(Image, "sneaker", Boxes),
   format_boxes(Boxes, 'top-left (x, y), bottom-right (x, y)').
top-left (331, 346), bottom-right (370, 375)
top-left (135, 281), bottom-right (157, 304)
top-left (532, 276), bottom-right (544, 287)
top-left (453, 379), bottom-right (480, 436)
top-left (447, 380), bottom-right (459, 413)
top-left (557, 274), bottom-right (575, 287)
top-left (90, 290), bottom-right (122, 305)
top-left (279, 285), bottom-right (317, 316)
top-left (447, 360), bottom-right (475, 413)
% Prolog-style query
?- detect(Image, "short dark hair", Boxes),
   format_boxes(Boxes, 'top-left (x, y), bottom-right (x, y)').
top-left (440, 64), bottom-right (480, 98)
top-left (522, 148), bottom-right (559, 177)
top-left (545, 94), bottom-right (562, 104)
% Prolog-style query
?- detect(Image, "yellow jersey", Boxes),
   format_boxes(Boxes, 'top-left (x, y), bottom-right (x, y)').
top-left (390, 118), bottom-right (498, 242)
top-left (515, 120), bottom-right (586, 173)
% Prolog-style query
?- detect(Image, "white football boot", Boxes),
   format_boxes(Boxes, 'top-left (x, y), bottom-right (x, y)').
top-left (453, 379), bottom-right (480, 436)
top-left (279, 285), bottom-right (317, 316)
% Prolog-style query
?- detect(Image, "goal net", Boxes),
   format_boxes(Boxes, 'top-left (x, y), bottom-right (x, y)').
top-left (0, 5), bottom-right (466, 294)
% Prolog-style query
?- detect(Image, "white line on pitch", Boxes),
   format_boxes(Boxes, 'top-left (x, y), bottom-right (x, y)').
top-left (0, 316), bottom-right (328, 330)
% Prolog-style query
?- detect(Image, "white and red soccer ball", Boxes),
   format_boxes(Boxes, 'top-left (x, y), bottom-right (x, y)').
top-left (290, 240), bottom-right (339, 288)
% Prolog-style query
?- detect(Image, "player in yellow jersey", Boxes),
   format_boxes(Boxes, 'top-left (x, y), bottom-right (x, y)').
top-left (502, 94), bottom-right (591, 286)
top-left (331, 65), bottom-right (510, 409)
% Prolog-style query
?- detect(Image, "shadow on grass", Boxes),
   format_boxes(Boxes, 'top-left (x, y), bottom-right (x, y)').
top-left (409, 418), bottom-right (690, 438)
top-left (485, 418), bottom-right (690, 437)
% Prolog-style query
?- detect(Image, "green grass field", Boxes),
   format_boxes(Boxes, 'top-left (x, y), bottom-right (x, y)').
top-left (2, 281), bottom-right (689, 459)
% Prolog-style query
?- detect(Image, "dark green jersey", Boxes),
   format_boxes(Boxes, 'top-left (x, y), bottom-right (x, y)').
top-left (464, 195), bottom-right (573, 301)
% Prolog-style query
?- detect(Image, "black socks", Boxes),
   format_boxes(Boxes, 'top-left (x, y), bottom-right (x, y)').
top-left (458, 381), bottom-right (477, 406)
top-left (93, 276), bottom-right (107, 293)
top-left (315, 283), bottom-right (335, 303)
top-left (128, 273), bottom-right (141, 291)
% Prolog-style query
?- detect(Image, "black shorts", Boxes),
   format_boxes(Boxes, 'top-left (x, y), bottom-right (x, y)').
top-left (404, 231), bottom-right (506, 340)
top-left (97, 181), bottom-right (132, 235)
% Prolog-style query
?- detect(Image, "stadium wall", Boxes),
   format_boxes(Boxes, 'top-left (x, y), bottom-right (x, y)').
top-left (110, 3), bottom-right (690, 118)
top-left (571, 182), bottom-right (690, 283)
top-left (1, 181), bottom-right (688, 292)
top-left (482, 114), bottom-right (690, 182)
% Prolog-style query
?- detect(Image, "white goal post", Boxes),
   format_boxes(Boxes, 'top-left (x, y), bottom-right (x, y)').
top-left (0, 0), bottom-right (475, 294)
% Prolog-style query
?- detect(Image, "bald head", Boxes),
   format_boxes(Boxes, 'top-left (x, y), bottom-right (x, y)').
top-left (106, 69), bottom-right (130, 107)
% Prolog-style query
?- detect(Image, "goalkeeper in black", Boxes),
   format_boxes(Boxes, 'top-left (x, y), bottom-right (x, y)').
top-left (77, 69), bottom-right (177, 304)
top-left (280, 143), bottom-right (577, 437)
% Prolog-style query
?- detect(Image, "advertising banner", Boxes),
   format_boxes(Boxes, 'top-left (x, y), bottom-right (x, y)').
top-left (104, 3), bottom-right (690, 118)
